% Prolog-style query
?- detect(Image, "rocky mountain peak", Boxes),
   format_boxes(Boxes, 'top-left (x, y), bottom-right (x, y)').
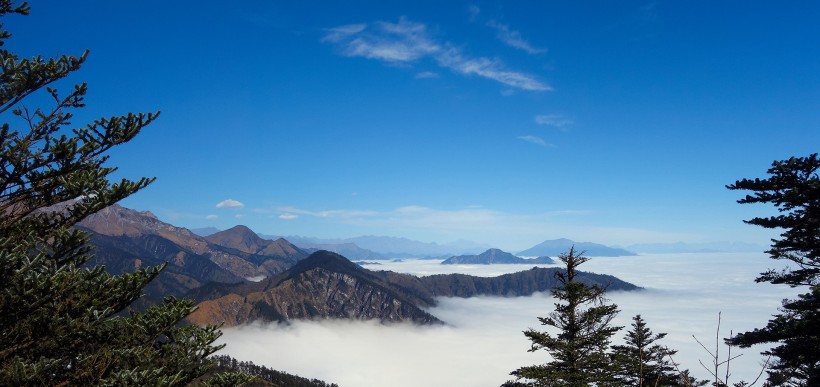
top-left (204, 225), bottom-right (266, 254)
top-left (78, 204), bottom-right (206, 253)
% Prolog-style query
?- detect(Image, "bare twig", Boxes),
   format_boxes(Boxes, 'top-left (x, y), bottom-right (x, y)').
top-left (726, 330), bottom-right (732, 384)
top-left (663, 346), bottom-right (693, 387)
top-left (692, 313), bottom-right (772, 387)
top-left (716, 312), bottom-right (721, 387)
top-left (748, 356), bottom-right (772, 386)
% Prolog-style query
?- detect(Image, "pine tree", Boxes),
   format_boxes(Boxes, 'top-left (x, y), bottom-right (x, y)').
top-left (610, 314), bottom-right (693, 386)
top-left (0, 2), bottom-right (249, 385)
top-left (726, 153), bottom-right (820, 386)
top-left (505, 247), bottom-right (621, 387)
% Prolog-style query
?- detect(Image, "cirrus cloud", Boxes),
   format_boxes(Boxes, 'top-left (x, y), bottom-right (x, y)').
top-left (517, 135), bottom-right (554, 148)
top-left (535, 114), bottom-right (574, 128)
top-left (487, 20), bottom-right (546, 55)
top-left (322, 18), bottom-right (550, 92)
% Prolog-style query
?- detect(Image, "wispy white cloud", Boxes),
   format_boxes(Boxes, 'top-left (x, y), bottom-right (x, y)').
top-left (322, 18), bottom-right (550, 91)
top-left (321, 23), bottom-right (367, 42)
top-left (467, 4), bottom-right (481, 21)
top-left (206, 214), bottom-right (218, 220)
top-left (487, 20), bottom-right (546, 55)
top-left (322, 19), bottom-right (439, 63)
top-left (216, 199), bottom-right (244, 209)
top-left (235, 214), bottom-right (245, 219)
top-left (415, 71), bottom-right (439, 79)
top-left (516, 135), bottom-right (554, 148)
top-left (279, 213), bottom-right (298, 220)
top-left (436, 47), bottom-right (550, 91)
top-left (535, 114), bottom-right (574, 128)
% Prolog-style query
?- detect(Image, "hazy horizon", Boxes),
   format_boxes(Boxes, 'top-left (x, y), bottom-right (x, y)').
top-left (217, 252), bottom-right (793, 386)
top-left (190, 223), bottom-right (767, 255)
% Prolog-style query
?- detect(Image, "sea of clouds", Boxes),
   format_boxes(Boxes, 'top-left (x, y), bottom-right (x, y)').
top-left (217, 253), bottom-right (796, 387)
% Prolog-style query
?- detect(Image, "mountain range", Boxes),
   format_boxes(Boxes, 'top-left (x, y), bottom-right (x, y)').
top-left (199, 226), bottom-right (642, 259)
top-left (259, 234), bottom-right (491, 258)
top-left (78, 205), bottom-right (308, 306)
top-left (197, 226), bottom-right (764, 258)
top-left (78, 205), bottom-right (640, 324)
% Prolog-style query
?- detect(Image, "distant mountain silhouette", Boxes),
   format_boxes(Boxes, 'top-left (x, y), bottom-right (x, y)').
top-left (262, 234), bottom-right (491, 258)
top-left (299, 242), bottom-right (386, 260)
top-left (518, 238), bottom-right (636, 257)
top-left (442, 248), bottom-right (555, 264)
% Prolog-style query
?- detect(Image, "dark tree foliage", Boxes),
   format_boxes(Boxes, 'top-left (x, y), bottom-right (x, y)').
top-left (0, 2), bottom-right (249, 385)
top-left (726, 154), bottom-right (820, 386)
top-left (209, 355), bottom-right (339, 387)
top-left (610, 314), bottom-right (699, 387)
top-left (504, 247), bottom-right (622, 387)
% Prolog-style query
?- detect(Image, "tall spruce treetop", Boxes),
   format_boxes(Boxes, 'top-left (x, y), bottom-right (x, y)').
top-left (726, 153), bottom-right (820, 386)
top-left (610, 314), bottom-right (700, 387)
top-left (0, 2), bottom-right (249, 385)
top-left (505, 247), bottom-right (621, 387)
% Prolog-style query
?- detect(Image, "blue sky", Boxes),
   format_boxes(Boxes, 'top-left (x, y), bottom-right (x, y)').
top-left (7, 1), bottom-right (819, 250)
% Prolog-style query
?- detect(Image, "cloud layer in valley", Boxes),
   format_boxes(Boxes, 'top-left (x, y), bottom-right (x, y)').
top-left (217, 253), bottom-right (793, 387)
